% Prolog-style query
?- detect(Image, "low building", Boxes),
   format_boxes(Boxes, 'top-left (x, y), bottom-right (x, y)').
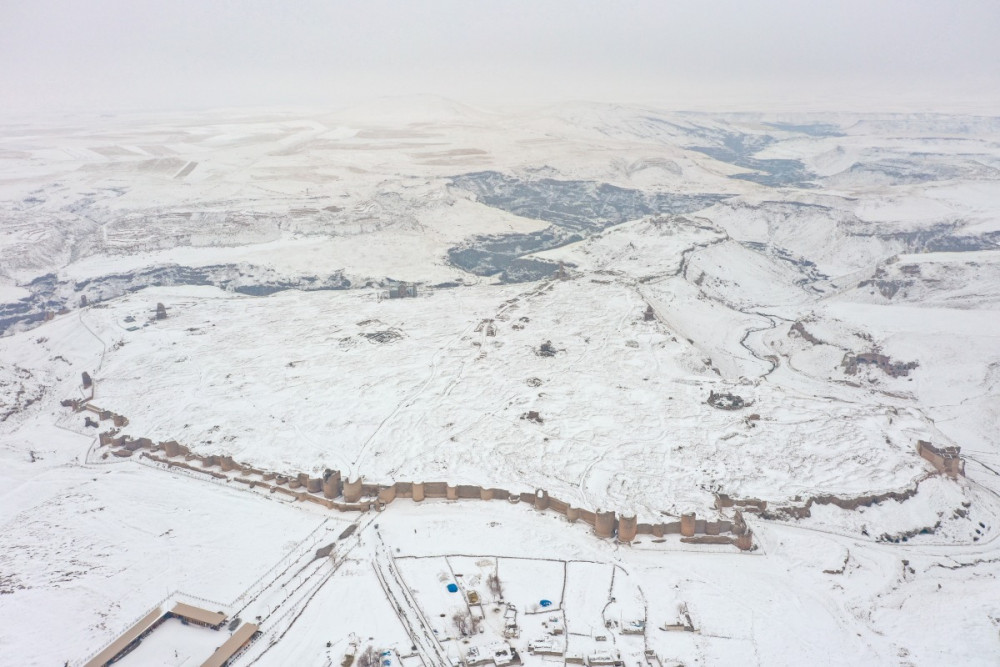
top-left (621, 619), bottom-right (645, 634)
top-left (587, 648), bottom-right (621, 665)
top-left (202, 622), bottom-right (260, 667)
top-left (527, 638), bottom-right (564, 656)
top-left (465, 641), bottom-right (515, 666)
top-left (83, 608), bottom-right (163, 667)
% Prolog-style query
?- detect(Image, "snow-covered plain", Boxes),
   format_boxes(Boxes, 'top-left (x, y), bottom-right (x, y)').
top-left (1, 100), bottom-right (1000, 665)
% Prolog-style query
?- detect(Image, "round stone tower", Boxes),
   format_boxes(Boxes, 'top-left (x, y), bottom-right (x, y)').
top-left (322, 470), bottom-right (342, 499)
top-left (595, 510), bottom-right (617, 539)
top-left (617, 515), bottom-right (638, 542)
top-left (534, 489), bottom-right (550, 511)
top-left (680, 512), bottom-right (696, 537)
top-left (343, 478), bottom-right (363, 503)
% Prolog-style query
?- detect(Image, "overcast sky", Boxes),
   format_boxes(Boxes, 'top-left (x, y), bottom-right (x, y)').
top-left (2, 0), bottom-right (998, 114)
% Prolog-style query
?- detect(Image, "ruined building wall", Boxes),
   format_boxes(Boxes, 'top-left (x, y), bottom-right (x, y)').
top-left (917, 440), bottom-right (965, 477)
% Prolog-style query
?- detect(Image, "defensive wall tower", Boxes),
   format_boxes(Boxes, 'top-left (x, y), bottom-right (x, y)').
top-left (534, 489), bottom-right (550, 511)
top-left (378, 485), bottom-right (397, 504)
top-left (617, 515), bottom-right (638, 542)
top-left (595, 510), bottom-right (617, 538)
top-left (322, 470), bottom-right (342, 499)
top-left (343, 478), bottom-right (363, 503)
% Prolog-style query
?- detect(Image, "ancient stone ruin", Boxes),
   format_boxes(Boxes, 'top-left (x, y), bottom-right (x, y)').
top-left (917, 440), bottom-right (965, 477)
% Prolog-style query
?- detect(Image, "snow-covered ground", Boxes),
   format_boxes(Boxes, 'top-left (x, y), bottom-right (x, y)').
top-left (2, 101), bottom-right (999, 665)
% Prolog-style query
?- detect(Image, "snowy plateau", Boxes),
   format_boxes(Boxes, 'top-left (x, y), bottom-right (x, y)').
top-left (1, 99), bottom-right (999, 666)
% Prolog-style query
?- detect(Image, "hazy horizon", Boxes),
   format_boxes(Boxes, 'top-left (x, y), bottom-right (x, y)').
top-left (3, 0), bottom-right (999, 116)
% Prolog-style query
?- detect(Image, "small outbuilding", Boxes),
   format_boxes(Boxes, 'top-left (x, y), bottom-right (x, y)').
top-left (202, 622), bottom-right (260, 667)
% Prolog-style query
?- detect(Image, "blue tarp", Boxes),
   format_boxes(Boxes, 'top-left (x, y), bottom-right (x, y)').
top-left (447, 583), bottom-right (459, 593)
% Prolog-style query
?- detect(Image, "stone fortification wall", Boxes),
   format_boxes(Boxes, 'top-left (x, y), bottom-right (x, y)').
top-left (718, 440), bottom-right (964, 522)
top-left (423, 482), bottom-right (448, 498)
top-left (548, 496), bottom-right (569, 514)
top-left (75, 401), bottom-right (753, 551)
top-left (722, 475), bottom-right (938, 521)
top-left (715, 494), bottom-right (767, 512)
